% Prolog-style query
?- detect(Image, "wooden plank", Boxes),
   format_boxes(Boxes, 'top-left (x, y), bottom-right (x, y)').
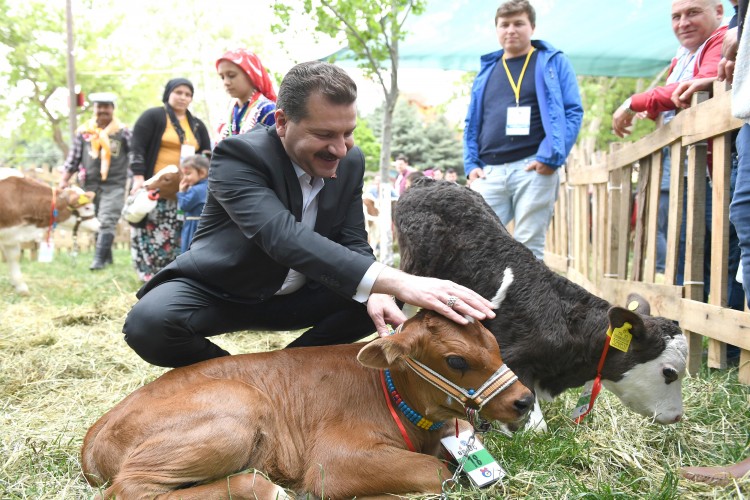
top-left (683, 132), bottom-right (708, 375)
top-left (617, 165), bottom-right (633, 280)
top-left (632, 157), bottom-right (650, 281)
top-left (608, 121), bottom-right (681, 168)
top-left (678, 301), bottom-right (750, 350)
top-left (567, 164), bottom-right (609, 186)
top-left (680, 89), bottom-right (744, 144)
top-left (572, 186), bottom-right (582, 274)
top-left (582, 185), bottom-right (592, 281)
top-left (567, 268), bottom-right (603, 298)
top-left (606, 168), bottom-right (623, 279)
top-left (596, 277), bottom-right (684, 317)
top-left (561, 182), bottom-right (571, 270)
top-left (595, 184), bottom-right (608, 287)
top-left (644, 149), bottom-right (663, 283)
top-left (707, 132), bottom-right (732, 369)
top-left (665, 142), bottom-right (684, 285)
top-left (578, 186), bottom-right (588, 275)
top-left (544, 252), bottom-right (567, 274)
top-left (740, 350), bottom-right (750, 385)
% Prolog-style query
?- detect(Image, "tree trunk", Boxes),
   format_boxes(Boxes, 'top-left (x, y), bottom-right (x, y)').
top-left (51, 120), bottom-right (69, 158)
top-left (378, 91), bottom-right (398, 265)
top-left (376, 7), bottom-right (401, 266)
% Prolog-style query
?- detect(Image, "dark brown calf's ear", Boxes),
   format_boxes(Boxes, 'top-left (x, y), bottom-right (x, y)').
top-left (625, 293), bottom-right (651, 316)
top-left (607, 306), bottom-right (646, 342)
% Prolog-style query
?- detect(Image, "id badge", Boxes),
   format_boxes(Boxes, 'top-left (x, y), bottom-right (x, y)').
top-left (441, 430), bottom-right (506, 487)
top-left (38, 240), bottom-right (54, 263)
top-left (571, 379), bottom-right (595, 420)
top-left (506, 106), bottom-right (531, 136)
top-left (180, 144), bottom-right (196, 165)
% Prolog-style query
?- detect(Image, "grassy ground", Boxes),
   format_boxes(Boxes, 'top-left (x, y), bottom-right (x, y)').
top-left (0, 249), bottom-right (748, 499)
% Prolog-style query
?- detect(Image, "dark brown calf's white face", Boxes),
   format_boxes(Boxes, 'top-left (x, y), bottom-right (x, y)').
top-left (602, 331), bottom-right (687, 424)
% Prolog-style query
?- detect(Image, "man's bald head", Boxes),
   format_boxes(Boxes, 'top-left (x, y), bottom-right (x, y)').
top-left (671, 0), bottom-right (724, 53)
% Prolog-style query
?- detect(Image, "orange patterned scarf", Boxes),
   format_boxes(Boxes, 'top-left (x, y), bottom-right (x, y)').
top-left (77, 118), bottom-right (122, 181)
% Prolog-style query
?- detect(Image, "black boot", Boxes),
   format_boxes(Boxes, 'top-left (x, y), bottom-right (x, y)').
top-left (104, 245), bottom-right (113, 266)
top-left (90, 232), bottom-right (115, 271)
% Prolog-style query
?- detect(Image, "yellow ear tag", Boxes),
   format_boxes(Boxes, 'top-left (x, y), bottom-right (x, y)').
top-left (78, 194), bottom-right (91, 205)
top-left (608, 322), bottom-right (632, 352)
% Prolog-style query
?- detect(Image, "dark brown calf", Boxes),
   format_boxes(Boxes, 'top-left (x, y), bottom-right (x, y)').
top-left (81, 311), bottom-right (534, 499)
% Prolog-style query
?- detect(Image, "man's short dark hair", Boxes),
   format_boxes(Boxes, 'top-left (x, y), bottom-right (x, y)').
top-left (277, 61), bottom-right (357, 122)
top-left (396, 154), bottom-right (409, 163)
top-left (495, 0), bottom-right (536, 27)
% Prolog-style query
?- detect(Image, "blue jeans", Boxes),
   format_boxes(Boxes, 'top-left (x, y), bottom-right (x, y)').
top-left (471, 156), bottom-right (559, 259)
top-left (730, 123), bottom-right (750, 306)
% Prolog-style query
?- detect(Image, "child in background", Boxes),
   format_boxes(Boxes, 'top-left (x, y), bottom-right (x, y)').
top-left (177, 155), bottom-right (209, 253)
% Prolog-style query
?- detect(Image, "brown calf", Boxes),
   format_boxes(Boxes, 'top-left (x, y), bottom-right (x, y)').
top-left (81, 310), bottom-right (534, 499)
top-left (142, 164), bottom-right (182, 200)
top-left (0, 168), bottom-right (100, 294)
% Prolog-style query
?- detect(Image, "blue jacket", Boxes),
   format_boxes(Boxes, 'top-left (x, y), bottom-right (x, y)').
top-left (463, 40), bottom-right (583, 176)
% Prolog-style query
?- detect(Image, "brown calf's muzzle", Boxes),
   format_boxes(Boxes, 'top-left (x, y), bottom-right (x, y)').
top-left (402, 353), bottom-right (534, 431)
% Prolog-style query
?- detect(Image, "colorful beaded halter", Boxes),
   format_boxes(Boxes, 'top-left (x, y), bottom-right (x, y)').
top-left (384, 369), bottom-right (444, 431)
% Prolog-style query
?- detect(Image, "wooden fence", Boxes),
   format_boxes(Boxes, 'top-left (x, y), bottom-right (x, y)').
top-left (545, 82), bottom-right (750, 385)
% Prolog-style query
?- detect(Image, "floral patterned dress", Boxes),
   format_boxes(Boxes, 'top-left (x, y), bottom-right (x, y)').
top-left (130, 198), bottom-right (182, 282)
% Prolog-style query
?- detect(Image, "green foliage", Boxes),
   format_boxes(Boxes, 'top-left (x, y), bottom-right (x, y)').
top-left (354, 115), bottom-right (381, 172)
top-left (578, 75), bottom-right (661, 151)
top-left (0, 0), bottom-right (132, 159)
top-left (366, 99), bottom-right (463, 170)
top-left (272, 0), bottom-right (426, 80)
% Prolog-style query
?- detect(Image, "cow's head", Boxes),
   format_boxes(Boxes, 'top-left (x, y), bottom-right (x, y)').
top-left (144, 165), bottom-right (182, 200)
top-left (59, 186), bottom-right (101, 233)
top-left (358, 310), bottom-right (535, 428)
top-left (600, 304), bottom-right (687, 425)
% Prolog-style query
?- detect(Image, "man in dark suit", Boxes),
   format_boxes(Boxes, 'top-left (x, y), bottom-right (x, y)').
top-left (123, 61), bottom-right (495, 368)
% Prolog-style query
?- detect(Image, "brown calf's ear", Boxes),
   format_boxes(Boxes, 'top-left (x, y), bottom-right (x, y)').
top-left (357, 337), bottom-right (407, 369)
top-left (607, 306), bottom-right (646, 341)
top-left (357, 320), bottom-right (425, 369)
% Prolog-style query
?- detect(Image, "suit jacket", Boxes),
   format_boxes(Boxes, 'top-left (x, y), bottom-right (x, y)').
top-left (139, 126), bottom-right (376, 302)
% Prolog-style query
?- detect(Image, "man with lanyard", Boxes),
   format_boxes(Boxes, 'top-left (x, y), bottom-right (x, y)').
top-left (612, 0), bottom-right (738, 308)
top-left (60, 92), bottom-right (131, 270)
top-left (463, 0), bottom-right (583, 260)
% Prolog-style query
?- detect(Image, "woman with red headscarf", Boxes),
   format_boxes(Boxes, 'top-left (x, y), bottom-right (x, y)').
top-left (215, 49), bottom-right (277, 142)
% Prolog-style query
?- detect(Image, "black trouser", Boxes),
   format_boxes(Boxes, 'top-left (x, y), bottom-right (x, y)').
top-left (123, 279), bottom-right (376, 368)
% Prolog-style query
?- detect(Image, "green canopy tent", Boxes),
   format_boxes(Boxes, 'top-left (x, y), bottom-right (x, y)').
top-left (328, 0), bottom-right (734, 78)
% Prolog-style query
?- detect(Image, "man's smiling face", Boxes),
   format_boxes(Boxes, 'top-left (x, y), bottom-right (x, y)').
top-left (276, 91), bottom-right (357, 179)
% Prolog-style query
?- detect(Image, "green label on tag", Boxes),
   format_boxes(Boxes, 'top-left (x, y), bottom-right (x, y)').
top-left (609, 322), bottom-right (632, 352)
top-left (461, 449), bottom-right (496, 473)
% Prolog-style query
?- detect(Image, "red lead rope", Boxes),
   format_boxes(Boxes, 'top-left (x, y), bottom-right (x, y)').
top-left (46, 187), bottom-right (57, 243)
top-left (573, 333), bottom-right (612, 424)
top-left (379, 370), bottom-right (416, 452)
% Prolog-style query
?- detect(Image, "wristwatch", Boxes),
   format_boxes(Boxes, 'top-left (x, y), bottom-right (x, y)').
top-left (622, 97), bottom-right (636, 116)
